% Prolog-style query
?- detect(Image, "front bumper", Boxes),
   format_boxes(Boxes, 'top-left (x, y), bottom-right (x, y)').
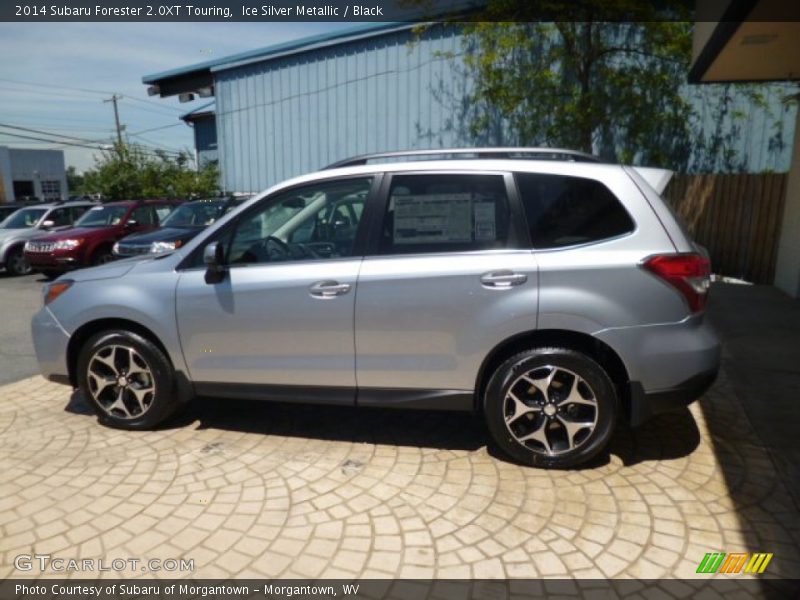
top-left (25, 248), bottom-right (85, 271)
top-left (31, 306), bottom-right (71, 386)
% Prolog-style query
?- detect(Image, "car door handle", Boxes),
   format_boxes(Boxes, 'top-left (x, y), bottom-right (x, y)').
top-left (309, 280), bottom-right (352, 298)
top-left (480, 270), bottom-right (527, 288)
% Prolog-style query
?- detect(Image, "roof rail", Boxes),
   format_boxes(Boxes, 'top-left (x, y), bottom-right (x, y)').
top-left (324, 147), bottom-right (601, 170)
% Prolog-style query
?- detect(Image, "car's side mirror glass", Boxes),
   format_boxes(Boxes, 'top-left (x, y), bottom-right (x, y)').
top-left (204, 241), bottom-right (226, 284)
top-left (125, 220), bottom-right (137, 228)
top-left (40, 219), bottom-right (55, 229)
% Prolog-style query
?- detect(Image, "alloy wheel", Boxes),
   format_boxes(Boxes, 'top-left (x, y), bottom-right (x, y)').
top-left (9, 250), bottom-right (31, 275)
top-left (503, 365), bottom-right (599, 456)
top-left (86, 345), bottom-right (156, 419)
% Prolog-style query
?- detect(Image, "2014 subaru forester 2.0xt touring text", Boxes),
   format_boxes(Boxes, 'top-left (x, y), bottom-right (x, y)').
top-left (31, 149), bottom-right (720, 468)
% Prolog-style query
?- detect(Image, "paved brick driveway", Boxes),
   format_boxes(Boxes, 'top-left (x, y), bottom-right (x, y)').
top-left (1, 370), bottom-right (798, 580)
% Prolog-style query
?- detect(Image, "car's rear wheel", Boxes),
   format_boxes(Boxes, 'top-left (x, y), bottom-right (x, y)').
top-left (5, 246), bottom-right (31, 276)
top-left (77, 330), bottom-right (178, 429)
top-left (484, 347), bottom-right (618, 469)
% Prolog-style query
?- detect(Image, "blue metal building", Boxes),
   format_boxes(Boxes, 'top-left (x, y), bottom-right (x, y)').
top-left (144, 23), bottom-right (797, 193)
top-left (180, 102), bottom-right (218, 167)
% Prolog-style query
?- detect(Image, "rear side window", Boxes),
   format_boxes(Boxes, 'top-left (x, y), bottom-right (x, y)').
top-left (379, 174), bottom-right (510, 255)
top-left (47, 208), bottom-right (71, 227)
top-left (516, 173), bottom-right (634, 249)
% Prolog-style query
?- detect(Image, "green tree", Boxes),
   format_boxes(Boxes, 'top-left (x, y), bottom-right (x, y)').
top-left (426, 1), bottom-right (797, 172)
top-left (81, 143), bottom-right (220, 200)
top-left (65, 166), bottom-right (84, 195)
top-left (450, 19), bottom-right (695, 169)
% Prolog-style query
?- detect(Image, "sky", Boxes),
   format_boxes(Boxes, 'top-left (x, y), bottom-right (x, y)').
top-left (0, 22), bottom-right (350, 172)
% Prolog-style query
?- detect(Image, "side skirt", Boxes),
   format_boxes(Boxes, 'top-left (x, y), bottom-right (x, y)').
top-left (193, 382), bottom-right (474, 411)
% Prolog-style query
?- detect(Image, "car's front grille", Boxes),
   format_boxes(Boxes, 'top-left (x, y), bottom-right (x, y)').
top-left (116, 244), bottom-right (151, 256)
top-left (27, 242), bottom-right (55, 253)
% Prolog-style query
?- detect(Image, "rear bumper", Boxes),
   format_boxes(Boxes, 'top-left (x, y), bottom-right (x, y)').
top-left (594, 315), bottom-right (721, 426)
top-left (628, 368), bottom-right (718, 426)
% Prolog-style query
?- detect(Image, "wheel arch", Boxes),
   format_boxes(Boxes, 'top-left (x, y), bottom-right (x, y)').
top-left (87, 240), bottom-right (114, 265)
top-left (474, 329), bottom-right (631, 416)
top-left (66, 318), bottom-right (172, 388)
top-left (3, 240), bottom-right (26, 265)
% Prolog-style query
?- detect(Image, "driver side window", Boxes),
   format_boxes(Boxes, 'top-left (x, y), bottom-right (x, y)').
top-left (226, 177), bottom-right (372, 266)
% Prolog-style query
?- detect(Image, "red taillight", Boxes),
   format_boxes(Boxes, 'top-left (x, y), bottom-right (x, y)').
top-left (642, 253), bottom-right (711, 313)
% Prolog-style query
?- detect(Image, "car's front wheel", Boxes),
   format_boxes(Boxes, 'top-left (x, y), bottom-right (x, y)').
top-left (484, 347), bottom-right (618, 469)
top-left (77, 330), bottom-right (178, 429)
top-left (5, 246), bottom-right (32, 276)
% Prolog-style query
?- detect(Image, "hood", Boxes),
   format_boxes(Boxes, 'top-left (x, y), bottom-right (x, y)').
top-left (60, 258), bottom-right (141, 283)
top-left (0, 227), bottom-right (31, 243)
top-left (34, 226), bottom-right (115, 242)
top-left (118, 227), bottom-right (201, 246)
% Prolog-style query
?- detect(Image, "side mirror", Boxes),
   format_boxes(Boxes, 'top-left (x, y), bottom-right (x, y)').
top-left (41, 219), bottom-right (55, 230)
top-left (203, 241), bottom-right (226, 284)
top-left (125, 220), bottom-right (137, 228)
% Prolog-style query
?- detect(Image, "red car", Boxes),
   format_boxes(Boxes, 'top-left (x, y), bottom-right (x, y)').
top-left (25, 199), bottom-right (181, 276)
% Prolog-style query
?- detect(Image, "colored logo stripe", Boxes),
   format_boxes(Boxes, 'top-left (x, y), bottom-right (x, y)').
top-left (697, 553), bottom-right (726, 573)
top-left (745, 553), bottom-right (774, 574)
top-left (720, 553), bottom-right (749, 573)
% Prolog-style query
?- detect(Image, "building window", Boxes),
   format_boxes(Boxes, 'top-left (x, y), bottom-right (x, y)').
top-left (41, 180), bottom-right (62, 200)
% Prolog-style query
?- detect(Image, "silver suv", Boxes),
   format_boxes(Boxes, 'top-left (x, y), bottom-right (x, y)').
top-left (31, 149), bottom-right (720, 468)
top-left (0, 201), bottom-right (94, 275)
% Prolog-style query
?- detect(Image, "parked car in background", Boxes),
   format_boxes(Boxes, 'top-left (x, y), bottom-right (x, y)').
top-left (113, 196), bottom-right (248, 258)
top-left (25, 199), bottom-right (181, 277)
top-left (0, 202), bottom-right (33, 223)
top-left (30, 149), bottom-right (720, 469)
top-left (0, 201), bottom-right (94, 276)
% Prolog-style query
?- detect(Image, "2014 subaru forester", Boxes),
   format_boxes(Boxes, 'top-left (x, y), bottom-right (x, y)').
top-left (31, 149), bottom-right (721, 468)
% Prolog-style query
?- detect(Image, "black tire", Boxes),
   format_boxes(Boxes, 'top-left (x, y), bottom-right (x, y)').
top-left (5, 245), bottom-right (32, 276)
top-left (91, 247), bottom-right (114, 266)
top-left (39, 270), bottom-right (59, 281)
top-left (77, 330), bottom-right (178, 429)
top-left (484, 347), bottom-right (618, 469)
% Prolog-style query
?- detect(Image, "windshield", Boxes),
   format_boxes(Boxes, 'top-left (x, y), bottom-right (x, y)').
top-left (0, 207), bottom-right (47, 229)
top-left (75, 205), bottom-right (129, 227)
top-left (161, 201), bottom-right (226, 228)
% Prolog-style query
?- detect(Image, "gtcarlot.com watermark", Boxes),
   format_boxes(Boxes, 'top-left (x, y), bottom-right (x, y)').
top-left (14, 554), bottom-right (194, 573)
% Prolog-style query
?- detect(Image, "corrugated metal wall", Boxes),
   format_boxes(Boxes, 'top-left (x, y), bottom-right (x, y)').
top-left (214, 25), bottom-right (798, 193)
top-left (215, 26), bottom-right (468, 192)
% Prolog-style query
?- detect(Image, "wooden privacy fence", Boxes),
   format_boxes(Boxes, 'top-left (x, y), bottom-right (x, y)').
top-left (663, 173), bottom-right (788, 284)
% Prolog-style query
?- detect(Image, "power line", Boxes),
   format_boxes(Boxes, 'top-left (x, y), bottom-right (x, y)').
top-left (0, 122), bottom-right (112, 145)
top-left (0, 128), bottom-right (186, 159)
top-left (0, 130), bottom-right (111, 151)
top-left (128, 123), bottom-right (184, 136)
top-left (0, 76), bottom-right (185, 113)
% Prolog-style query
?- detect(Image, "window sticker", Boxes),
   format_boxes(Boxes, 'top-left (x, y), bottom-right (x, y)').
top-left (393, 193), bottom-right (472, 244)
top-left (473, 200), bottom-right (497, 241)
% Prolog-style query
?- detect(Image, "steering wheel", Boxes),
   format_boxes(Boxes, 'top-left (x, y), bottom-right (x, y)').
top-left (264, 236), bottom-right (292, 260)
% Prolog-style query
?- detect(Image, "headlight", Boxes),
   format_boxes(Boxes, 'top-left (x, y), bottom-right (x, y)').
top-left (53, 239), bottom-right (83, 250)
top-left (112, 242), bottom-right (120, 255)
top-left (44, 280), bottom-right (73, 305)
top-left (150, 240), bottom-right (182, 253)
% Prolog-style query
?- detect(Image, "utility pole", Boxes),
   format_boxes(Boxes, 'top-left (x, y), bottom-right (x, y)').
top-left (103, 94), bottom-right (123, 153)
